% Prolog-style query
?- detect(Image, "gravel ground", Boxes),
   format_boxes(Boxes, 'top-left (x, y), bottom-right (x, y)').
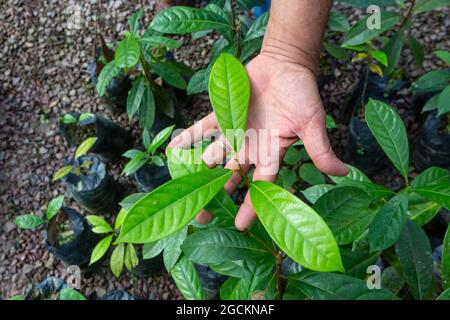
top-left (0, 0), bottom-right (449, 299)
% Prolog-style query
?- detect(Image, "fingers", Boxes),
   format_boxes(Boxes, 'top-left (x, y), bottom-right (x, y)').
top-left (195, 210), bottom-right (214, 224)
top-left (201, 136), bottom-right (229, 168)
top-left (299, 110), bottom-right (349, 176)
top-left (235, 165), bottom-right (278, 231)
top-left (168, 113), bottom-right (218, 149)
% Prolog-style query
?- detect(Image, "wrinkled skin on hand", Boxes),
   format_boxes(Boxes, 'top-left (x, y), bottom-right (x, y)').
top-left (168, 54), bottom-right (348, 230)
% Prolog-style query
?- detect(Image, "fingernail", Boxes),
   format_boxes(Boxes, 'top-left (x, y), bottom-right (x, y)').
top-left (168, 136), bottom-right (182, 148)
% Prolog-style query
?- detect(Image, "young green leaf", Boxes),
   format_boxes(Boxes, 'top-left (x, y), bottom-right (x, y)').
top-left (87, 215), bottom-right (113, 234)
top-left (437, 85), bottom-right (450, 116)
top-left (114, 36), bottom-right (140, 68)
top-left (413, 183), bottom-right (450, 209)
top-left (368, 192), bottom-right (408, 251)
top-left (150, 6), bottom-right (231, 35)
top-left (166, 147), bottom-right (209, 178)
top-left (116, 168), bottom-right (232, 244)
top-left (328, 11), bottom-right (350, 32)
top-left (59, 288), bottom-right (87, 300)
top-left (323, 42), bottom-right (350, 61)
top-left (90, 235), bottom-right (113, 266)
top-left (122, 152), bottom-right (148, 177)
top-left (14, 215), bottom-right (45, 229)
top-left (299, 163), bottom-right (325, 185)
top-left (128, 9), bottom-right (144, 35)
top-left (395, 220), bottom-right (433, 300)
top-left (341, 239), bottom-right (380, 279)
top-left (329, 164), bottom-right (371, 184)
top-left (110, 243), bottom-right (125, 278)
top-left (62, 114), bottom-right (77, 124)
top-left (244, 11), bottom-right (270, 43)
top-left (138, 86), bottom-right (155, 129)
top-left (412, 167), bottom-right (450, 188)
top-left (365, 99), bottom-right (409, 181)
top-left (148, 125), bottom-right (175, 154)
top-left (187, 68), bottom-right (210, 95)
top-left (151, 156), bottom-right (165, 167)
top-left (78, 112), bottom-right (94, 122)
top-left (314, 186), bottom-right (376, 245)
top-left (182, 229), bottom-right (270, 265)
top-left (141, 36), bottom-right (181, 49)
top-left (46, 195), bottom-right (64, 221)
top-left (250, 181), bottom-right (344, 272)
top-left (52, 165), bottom-right (74, 182)
top-left (284, 271), bottom-right (399, 300)
top-left (407, 200), bottom-right (440, 226)
top-left (75, 137), bottom-right (98, 159)
top-left (170, 256), bottom-right (205, 300)
top-left (96, 61), bottom-right (120, 97)
top-left (150, 62), bottom-right (188, 90)
top-left (412, 70), bottom-right (450, 93)
top-left (302, 184), bottom-right (336, 204)
top-left (277, 168), bottom-right (299, 190)
top-left (442, 225), bottom-right (450, 290)
top-left (371, 50), bottom-right (388, 67)
top-left (434, 50), bottom-right (450, 65)
top-left (407, 35), bottom-right (425, 67)
top-left (124, 243), bottom-right (139, 271)
top-left (209, 53), bottom-right (250, 152)
top-left (127, 77), bottom-right (146, 120)
top-left (383, 31), bottom-right (404, 75)
top-left (163, 227), bottom-right (188, 270)
top-left (143, 239), bottom-right (167, 260)
top-left (413, 0), bottom-right (450, 14)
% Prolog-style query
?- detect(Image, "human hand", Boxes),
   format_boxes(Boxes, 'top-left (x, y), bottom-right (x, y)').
top-left (168, 53), bottom-right (348, 230)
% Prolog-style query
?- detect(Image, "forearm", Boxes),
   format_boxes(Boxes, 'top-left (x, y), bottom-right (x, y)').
top-left (261, 0), bottom-right (333, 73)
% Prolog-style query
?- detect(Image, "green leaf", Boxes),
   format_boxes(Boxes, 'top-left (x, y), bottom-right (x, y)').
top-left (365, 99), bottom-right (409, 181)
top-left (210, 260), bottom-right (250, 278)
top-left (383, 31), bottom-right (404, 75)
top-left (128, 9), bottom-right (144, 35)
top-left (407, 35), bottom-right (425, 67)
top-left (62, 114), bottom-right (77, 124)
top-left (371, 50), bottom-right (388, 67)
top-left (150, 62), bottom-right (187, 90)
top-left (187, 68), bottom-right (210, 95)
top-left (139, 86), bottom-right (156, 129)
top-left (8, 295), bottom-right (25, 300)
top-left (150, 6), bottom-right (231, 35)
top-left (52, 165), bottom-right (74, 182)
top-left (283, 147), bottom-right (303, 165)
top-left (182, 229), bottom-right (270, 265)
top-left (209, 53), bottom-right (250, 152)
top-left (46, 195), bottom-right (64, 221)
top-left (335, 0), bottom-right (397, 7)
top-left (302, 184), bottom-right (336, 204)
top-left (59, 288), bottom-right (86, 300)
top-left (220, 257), bottom-right (275, 300)
top-left (299, 163), bottom-right (325, 185)
top-left (141, 35), bottom-right (181, 49)
top-left (163, 227), bottom-right (188, 270)
top-left (114, 36), bottom-right (140, 68)
top-left (166, 147), bottom-right (208, 179)
top-left (343, 12), bottom-right (401, 46)
top-left (395, 220), bottom-right (433, 300)
top-left (381, 266), bottom-right (405, 294)
top-left (422, 93), bottom-right (440, 112)
top-left (116, 168), bottom-right (232, 244)
top-left (407, 201), bottom-right (441, 226)
top-left (314, 186), bottom-right (376, 245)
top-left (413, 183), bottom-right (450, 209)
top-left (341, 240), bottom-right (380, 279)
top-left (171, 256), bottom-right (205, 300)
top-left (413, 0), bottom-right (450, 14)
top-left (412, 70), bottom-right (450, 93)
top-left (75, 137), bottom-right (98, 159)
top-left (127, 77), bottom-right (146, 120)
top-left (244, 11), bottom-right (269, 43)
top-left (284, 271), bottom-right (399, 300)
top-left (143, 239), bottom-right (167, 260)
top-left (124, 243), bottom-right (139, 271)
top-left (87, 215), bottom-right (113, 234)
top-left (250, 181), bottom-right (344, 272)
top-left (122, 152), bottom-right (148, 176)
top-left (204, 190), bottom-right (237, 222)
top-left (435, 50), bottom-right (450, 65)
top-left (90, 235), bottom-right (113, 266)
top-left (14, 215), bottom-right (44, 229)
top-left (110, 243), bottom-right (125, 278)
top-left (149, 125), bottom-right (175, 154)
top-left (328, 11), bottom-right (350, 32)
top-left (442, 225), bottom-right (450, 290)
top-left (368, 192), bottom-right (408, 251)
top-left (151, 156), bottom-right (165, 167)
top-left (276, 168), bottom-right (299, 190)
top-left (330, 164), bottom-right (371, 184)
top-left (323, 42), bottom-right (350, 61)
top-left (437, 85), bottom-right (450, 116)
top-left (78, 112), bottom-right (94, 122)
top-left (96, 61), bottom-right (120, 97)
top-left (412, 167), bottom-right (450, 188)
top-left (437, 288), bottom-right (450, 300)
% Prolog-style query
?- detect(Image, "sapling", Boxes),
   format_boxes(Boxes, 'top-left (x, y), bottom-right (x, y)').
top-left (96, 10), bottom-right (193, 131)
top-left (121, 125), bottom-right (175, 177)
top-left (14, 195), bottom-right (65, 230)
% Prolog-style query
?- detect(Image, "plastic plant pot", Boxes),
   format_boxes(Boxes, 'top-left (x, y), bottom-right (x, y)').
top-left (45, 208), bottom-right (101, 270)
top-left (130, 251), bottom-right (164, 278)
top-left (60, 112), bottom-right (133, 163)
top-left (195, 264), bottom-right (229, 300)
top-left (64, 156), bottom-right (120, 213)
top-left (133, 163), bottom-right (171, 193)
top-left (24, 277), bottom-right (67, 300)
top-left (101, 290), bottom-right (137, 300)
top-left (413, 112), bottom-right (450, 171)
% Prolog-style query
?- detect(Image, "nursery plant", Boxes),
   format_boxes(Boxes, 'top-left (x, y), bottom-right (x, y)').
top-left (121, 125), bottom-right (175, 177)
top-left (96, 9), bottom-right (193, 130)
top-left (14, 195), bottom-right (65, 229)
top-left (108, 51), bottom-right (450, 300)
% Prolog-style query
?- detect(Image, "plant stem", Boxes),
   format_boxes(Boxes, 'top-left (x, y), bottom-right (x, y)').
top-left (275, 251), bottom-right (283, 298)
top-left (360, 65), bottom-right (370, 110)
top-left (235, 153), bottom-right (250, 189)
top-left (140, 54), bottom-right (158, 91)
top-left (230, 0), bottom-right (242, 58)
top-left (398, 0), bottom-right (416, 31)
